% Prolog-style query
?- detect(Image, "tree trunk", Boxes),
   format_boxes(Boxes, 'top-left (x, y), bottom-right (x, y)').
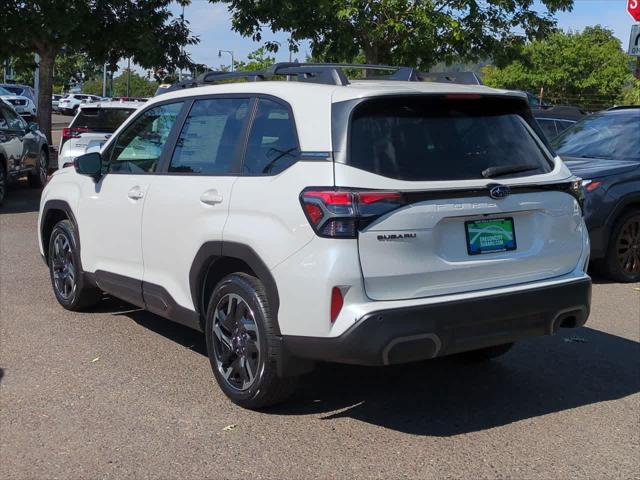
top-left (36, 48), bottom-right (56, 146)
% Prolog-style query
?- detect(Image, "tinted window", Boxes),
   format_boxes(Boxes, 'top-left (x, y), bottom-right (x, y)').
top-left (0, 109), bottom-right (8, 130)
top-left (552, 111), bottom-right (640, 161)
top-left (349, 96), bottom-right (552, 181)
top-left (537, 119), bottom-right (558, 140)
top-left (243, 99), bottom-right (299, 175)
top-left (71, 108), bottom-right (136, 133)
top-left (110, 102), bottom-right (183, 173)
top-left (169, 98), bottom-right (249, 174)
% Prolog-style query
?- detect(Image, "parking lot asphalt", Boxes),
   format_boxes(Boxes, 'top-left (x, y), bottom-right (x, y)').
top-left (1, 184), bottom-right (639, 480)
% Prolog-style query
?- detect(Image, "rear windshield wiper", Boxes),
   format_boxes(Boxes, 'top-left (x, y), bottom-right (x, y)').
top-left (482, 164), bottom-right (541, 178)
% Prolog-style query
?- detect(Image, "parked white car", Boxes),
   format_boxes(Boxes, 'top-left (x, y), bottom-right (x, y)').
top-left (0, 85), bottom-right (37, 119)
top-left (52, 94), bottom-right (63, 112)
top-left (57, 94), bottom-right (101, 115)
top-left (38, 64), bottom-right (591, 409)
top-left (57, 102), bottom-right (139, 169)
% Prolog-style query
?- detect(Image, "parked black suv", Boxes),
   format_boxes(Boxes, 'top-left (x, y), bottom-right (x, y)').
top-left (0, 101), bottom-right (49, 204)
top-left (552, 107), bottom-right (640, 282)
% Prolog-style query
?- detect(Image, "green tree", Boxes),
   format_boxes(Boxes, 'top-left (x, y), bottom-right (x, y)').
top-left (482, 26), bottom-right (631, 110)
top-left (210, 0), bottom-right (573, 68)
top-left (234, 47), bottom-right (276, 71)
top-left (0, 1), bottom-right (196, 143)
top-left (83, 70), bottom-right (158, 97)
top-left (619, 80), bottom-right (640, 105)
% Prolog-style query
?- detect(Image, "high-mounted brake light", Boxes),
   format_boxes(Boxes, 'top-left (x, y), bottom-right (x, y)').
top-left (300, 188), bottom-right (406, 238)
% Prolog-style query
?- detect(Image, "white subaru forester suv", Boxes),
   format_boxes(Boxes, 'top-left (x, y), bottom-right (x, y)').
top-left (38, 64), bottom-right (591, 408)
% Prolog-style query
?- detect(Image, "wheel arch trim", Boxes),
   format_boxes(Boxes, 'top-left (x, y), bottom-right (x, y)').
top-left (40, 199), bottom-right (80, 264)
top-left (189, 241), bottom-right (281, 335)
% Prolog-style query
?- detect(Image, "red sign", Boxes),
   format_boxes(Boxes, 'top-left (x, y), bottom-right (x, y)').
top-left (629, 0), bottom-right (640, 21)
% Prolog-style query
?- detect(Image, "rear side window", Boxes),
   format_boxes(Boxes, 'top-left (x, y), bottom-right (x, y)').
top-left (169, 98), bottom-right (250, 174)
top-left (71, 108), bottom-right (135, 132)
top-left (242, 98), bottom-right (299, 175)
top-left (349, 96), bottom-right (552, 181)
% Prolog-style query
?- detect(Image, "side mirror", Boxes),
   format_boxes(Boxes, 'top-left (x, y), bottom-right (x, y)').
top-left (28, 122), bottom-right (38, 133)
top-left (74, 152), bottom-right (102, 181)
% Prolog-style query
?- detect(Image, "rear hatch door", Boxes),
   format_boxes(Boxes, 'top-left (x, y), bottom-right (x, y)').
top-left (335, 94), bottom-right (585, 301)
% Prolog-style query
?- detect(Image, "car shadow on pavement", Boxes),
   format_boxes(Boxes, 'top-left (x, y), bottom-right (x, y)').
top-left (112, 302), bottom-right (640, 437)
top-left (272, 327), bottom-right (640, 436)
top-left (0, 182), bottom-right (42, 214)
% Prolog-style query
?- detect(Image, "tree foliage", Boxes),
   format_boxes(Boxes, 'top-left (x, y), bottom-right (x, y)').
top-left (83, 69), bottom-right (159, 97)
top-left (0, 0), bottom-right (197, 142)
top-left (482, 26), bottom-right (632, 110)
top-left (234, 47), bottom-right (276, 71)
top-left (210, 0), bottom-right (573, 68)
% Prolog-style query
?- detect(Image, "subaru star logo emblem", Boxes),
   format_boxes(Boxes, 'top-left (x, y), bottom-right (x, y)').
top-left (489, 184), bottom-right (511, 200)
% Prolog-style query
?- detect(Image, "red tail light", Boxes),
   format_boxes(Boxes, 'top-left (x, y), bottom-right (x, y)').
top-left (62, 127), bottom-right (89, 139)
top-left (300, 188), bottom-right (406, 238)
top-left (330, 287), bottom-right (344, 323)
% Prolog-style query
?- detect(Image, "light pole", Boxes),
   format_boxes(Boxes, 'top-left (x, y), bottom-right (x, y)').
top-left (218, 50), bottom-right (234, 72)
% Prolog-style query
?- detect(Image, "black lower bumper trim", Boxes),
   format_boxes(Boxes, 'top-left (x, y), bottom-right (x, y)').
top-left (283, 278), bottom-right (591, 366)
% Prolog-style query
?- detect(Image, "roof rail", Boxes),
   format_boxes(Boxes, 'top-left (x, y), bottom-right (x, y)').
top-left (158, 63), bottom-right (482, 95)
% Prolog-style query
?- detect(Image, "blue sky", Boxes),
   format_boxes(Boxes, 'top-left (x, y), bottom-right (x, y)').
top-left (162, 0), bottom-right (637, 70)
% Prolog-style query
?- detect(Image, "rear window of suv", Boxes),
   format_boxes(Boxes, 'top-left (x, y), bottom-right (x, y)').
top-left (71, 107), bottom-right (136, 133)
top-left (349, 95), bottom-right (552, 181)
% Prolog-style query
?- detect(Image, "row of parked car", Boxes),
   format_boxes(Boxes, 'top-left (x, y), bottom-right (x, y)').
top-left (52, 94), bottom-right (148, 115)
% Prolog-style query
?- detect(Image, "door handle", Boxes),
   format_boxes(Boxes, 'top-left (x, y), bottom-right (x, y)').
top-left (127, 186), bottom-right (144, 200)
top-left (200, 189), bottom-right (223, 205)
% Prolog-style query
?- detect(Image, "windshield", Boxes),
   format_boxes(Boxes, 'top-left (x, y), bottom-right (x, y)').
top-left (70, 108), bottom-right (136, 133)
top-left (0, 87), bottom-right (13, 96)
top-left (552, 111), bottom-right (640, 160)
top-left (2, 86), bottom-right (25, 96)
top-left (349, 95), bottom-right (552, 181)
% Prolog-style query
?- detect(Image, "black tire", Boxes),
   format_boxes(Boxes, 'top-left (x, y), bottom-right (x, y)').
top-left (602, 209), bottom-right (640, 283)
top-left (460, 342), bottom-right (514, 362)
top-left (28, 148), bottom-right (48, 188)
top-left (0, 163), bottom-right (6, 205)
top-left (47, 219), bottom-right (101, 310)
top-left (205, 273), bottom-right (297, 409)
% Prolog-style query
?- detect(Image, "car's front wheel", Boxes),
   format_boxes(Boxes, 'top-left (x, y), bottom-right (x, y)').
top-left (603, 209), bottom-right (640, 283)
top-left (205, 273), bottom-right (297, 409)
top-left (48, 219), bottom-right (101, 310)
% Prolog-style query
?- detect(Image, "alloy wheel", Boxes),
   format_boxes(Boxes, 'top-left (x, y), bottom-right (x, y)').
top-left (51, 232), bottom-right (76, 300)
top-left (212, 293), bottom-right (261, 391)
top-left (616, 215), bottom-right (640, 275)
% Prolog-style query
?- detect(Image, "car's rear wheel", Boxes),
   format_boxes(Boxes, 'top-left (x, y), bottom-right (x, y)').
top-left (205, 273), bottom-right (296, 409)
top-left (48, 219), bottom-right (101, 310)
top-left (28, 149), bottom-right (48, 188)
top-left (460, 342), bottom-right (514, 362)
top-left (603, 210), bottom-right (640, 283)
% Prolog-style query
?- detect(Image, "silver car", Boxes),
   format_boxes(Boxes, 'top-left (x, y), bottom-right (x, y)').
top-left (57, 102), bottom-right (139, 169)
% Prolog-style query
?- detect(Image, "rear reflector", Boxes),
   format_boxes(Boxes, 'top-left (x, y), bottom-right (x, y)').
top-left (330, 287), bottom-right (344, 323)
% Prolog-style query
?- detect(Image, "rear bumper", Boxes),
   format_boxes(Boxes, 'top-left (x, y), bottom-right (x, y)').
top-left (283, 278), bottom-right (591, 366)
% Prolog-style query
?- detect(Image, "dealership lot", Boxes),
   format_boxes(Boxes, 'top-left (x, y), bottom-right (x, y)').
top-left (1, 185), bottom-right (639, 479)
